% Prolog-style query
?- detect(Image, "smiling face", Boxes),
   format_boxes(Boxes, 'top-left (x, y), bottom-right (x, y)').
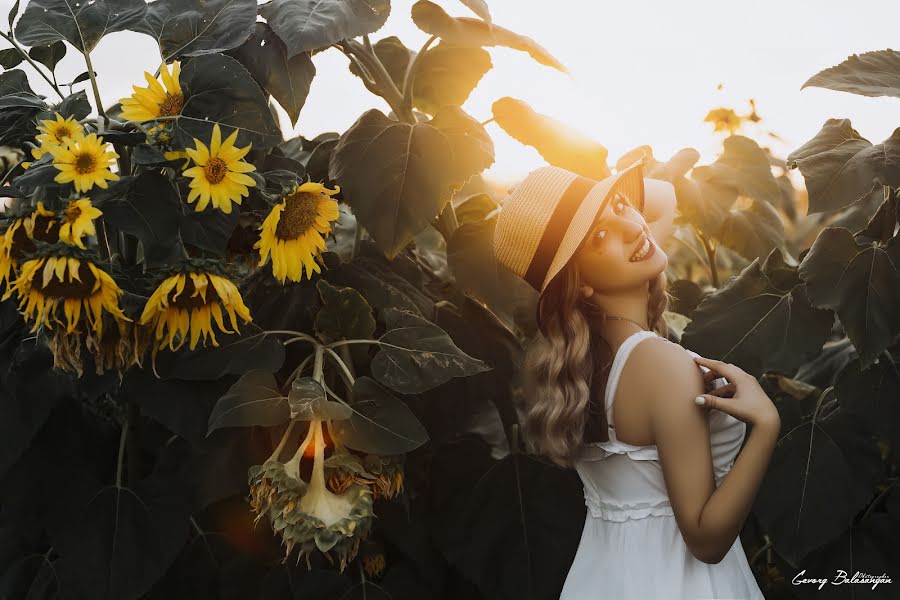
top-left (571, 190), bottom-right (667, 293)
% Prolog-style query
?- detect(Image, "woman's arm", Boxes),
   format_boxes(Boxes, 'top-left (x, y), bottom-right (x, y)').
top-left (638, 340), bottom-right (779, 563)
top-left (641, 178), bottom-right (677, 245)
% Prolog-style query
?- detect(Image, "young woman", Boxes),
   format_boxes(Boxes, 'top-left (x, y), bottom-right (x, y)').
top-left (491, 160), bottom-right (779, 599)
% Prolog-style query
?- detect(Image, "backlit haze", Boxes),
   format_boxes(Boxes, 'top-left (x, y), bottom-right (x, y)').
top-left (4, 0), bottom-right (899, 186)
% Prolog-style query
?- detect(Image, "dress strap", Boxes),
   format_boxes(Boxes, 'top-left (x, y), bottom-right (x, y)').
top-left (604, 330), bottom-right (659, 437)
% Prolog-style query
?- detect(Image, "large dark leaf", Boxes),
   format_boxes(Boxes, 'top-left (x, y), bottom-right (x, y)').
top-left (178, 198), bottom-right (239, 257)
top-left (835, 358), bottom-right (900, 448)
top-left (134, 0), bottom-right (257, 60)
top-left (802, 49), bottom-right (900, 99)
top-left (0, 70), bottom-right (44, 148)
top-left (15, 0), bottom-right (147, 53)
top-left (681, 248), bottom-right (833, 377)
top-left (411, 0), bottom-right (566, 72)
top-left (329, 376), bottom-right (428, 454)
top-left (321, 252), bottom-right (431, 317)
top-left (412, 42), bottom-right (492, 115)
top-left (0, 340), bottom-right (72, 479)
top-left (50, 473), bottom-right (190, 600)
top-left (715, 196), bottom-right (785, 261)
top-left (347, 35), bottom-right (411, 90)
top-left (491, 96), bottom-right (609, 180)
top-left (429, 435), bottom-right (585, 600)
top-left (227, 22), bottom-right (316, 128)
top-left (787, 119), bottom-right (900, 214)
top-left (753, 406), bottom-right (882, 567)
top-left (98, 171), bottom-right (184, 267)
top-left (175, 53), bottom-right (282, 150)
top-left (799, 225), bottom-right (900, 369)
top-left (151, 323), bottom-right (286, 381)
top-left (691, 135), bottom-right (781, 205)
top-left (207, 370), bottom-right (290, 434)
top-left (259, 0), bottom-right (391, 58)
top-left (370, 307), bottom-right (491, 394)
top-left (313, 279), bottom-right (376, 344)
top-left (329, 107), bottom-right (493, 259)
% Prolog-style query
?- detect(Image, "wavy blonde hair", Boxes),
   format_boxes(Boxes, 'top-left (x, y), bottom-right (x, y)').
top-left (522, 258), bottom-right (673, 468)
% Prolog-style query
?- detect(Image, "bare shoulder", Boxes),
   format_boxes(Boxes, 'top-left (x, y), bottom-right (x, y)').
top-left (630, 337), bottom-right (706, 408)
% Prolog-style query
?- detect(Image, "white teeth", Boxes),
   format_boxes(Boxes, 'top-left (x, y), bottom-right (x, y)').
top-left (630, 237), bottom-right (651, 261)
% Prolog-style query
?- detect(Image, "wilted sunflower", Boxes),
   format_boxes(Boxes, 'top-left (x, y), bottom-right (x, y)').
top-left (1, 242), bottom-right (131, 339)
top-left (704, 107), bottom-right (743, 135)
top-left (248, 419), bottom-right (374, 571)
top-left (118, 61), bottom-right (183, 123)
top-left (139, 258), bottom-right (252, 355)
top-left (183, 123), bottom-right (257, 214)
top-left (0, 202), bottom-right (59, 289)
top-left (255, 181), bottom-right (340, 284)
top-left (58, 198), bottom-right (102, 249)
top-left (47, 133), bottom-right (119, 192)
top-left (23, 113), bottom-right (85, 168)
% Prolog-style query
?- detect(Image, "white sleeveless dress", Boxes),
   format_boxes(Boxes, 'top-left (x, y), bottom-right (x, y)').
top-left (560, 329), bottom-right (765, 600)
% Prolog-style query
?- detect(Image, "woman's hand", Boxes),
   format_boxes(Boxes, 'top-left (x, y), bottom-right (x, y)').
top-left (691, 356), bottom-right (780, 430)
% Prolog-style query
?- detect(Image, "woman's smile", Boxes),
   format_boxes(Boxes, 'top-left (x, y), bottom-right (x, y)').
top-left (629, 235), bottom-right (656, 262)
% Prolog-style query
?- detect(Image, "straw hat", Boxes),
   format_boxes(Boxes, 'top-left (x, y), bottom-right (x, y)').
top-left (492, 158), bottom-right (659, 330)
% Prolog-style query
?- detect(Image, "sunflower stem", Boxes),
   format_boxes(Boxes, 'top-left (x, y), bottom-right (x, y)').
top-left (350, 37), bottom-right (414, 124)
top-left (324, 346), bottom-right (355, 387)
top-left (288, 353), bottom-right (315, 385)
top-left (0, 31), bottom-right (65, 100)
top-left (115, 413), bottom-right (128, 487)
top-left (81, 50), bottom-right (108, 133)
top-left (692, 224), bottom-right (719, 287)
top-left (267, 419), bottom-right (298, 463)
top-left (285, 420), bottom-right (317, 479)
top-left (337, 344), bottom-right (356, 380)
top-left (313, 345), bottom-right (324, 383)
top-left (401, 34), bottom-right (437, 113)
top-left (0, 158), bottom-right (24, 186)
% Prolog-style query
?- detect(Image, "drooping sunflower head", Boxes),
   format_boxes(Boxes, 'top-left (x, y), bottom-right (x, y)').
top-left (138, 257), bottom-right (253, 355)
top-left (118, 61), bottom-right (183, 123)
top-left (249, 420), bottom-right (374, 572)
top-left (0, 202), bottom-right (60, 289)
top-left (254, 181), bottom-right (341, 284)
top-left (183, 123), bottom-right (257, 214)
top-left (58, 197), bottom-right (103, 249)
top-left (47, 133), bottom-right (119, 193)
top-left (1, 241), bottom-right (131, 340)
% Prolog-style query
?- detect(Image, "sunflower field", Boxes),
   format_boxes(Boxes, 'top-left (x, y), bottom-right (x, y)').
top-left (0, 0), bottom-right (898, 598)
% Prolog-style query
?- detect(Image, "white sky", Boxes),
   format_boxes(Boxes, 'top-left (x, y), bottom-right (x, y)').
top-left (4, 0), bottom-right (900, 185)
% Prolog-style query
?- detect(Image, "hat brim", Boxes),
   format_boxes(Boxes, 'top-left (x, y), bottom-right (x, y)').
top-left (538, 160), bottom-right (647, 295)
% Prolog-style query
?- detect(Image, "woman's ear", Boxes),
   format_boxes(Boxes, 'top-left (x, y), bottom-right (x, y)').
top-left (581, 285), bottom-right (594, 298)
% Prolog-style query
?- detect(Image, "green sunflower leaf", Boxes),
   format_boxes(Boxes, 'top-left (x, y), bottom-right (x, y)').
top-left (411, 0), bottom-right (566, 73)
top-left (14, 0), bottom-right (147, 53)
top-left (260, 0), bottom-right (391, 58)
top-left (370, 307), bottom-right (491, 394)
top-left (207, 369), bottom-right (290, 434)
top-left (801, 49), bottom-right (900, 99)
top-left (133, 0), bottom-right (257, 61)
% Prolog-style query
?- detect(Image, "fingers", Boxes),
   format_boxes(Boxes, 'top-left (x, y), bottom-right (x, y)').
top-left (692, 355), bottom-right (746, 381)
top-left (708, 382), bottom-right (736, 397)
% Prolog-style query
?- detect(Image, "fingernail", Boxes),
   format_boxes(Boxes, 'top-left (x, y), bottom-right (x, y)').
top-left (694, 396), bottom-right (705, 406)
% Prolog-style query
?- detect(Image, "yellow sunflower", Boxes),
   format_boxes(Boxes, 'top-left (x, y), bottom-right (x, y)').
top-left (0, 202), bottom-right (59, 288)
top-left (139, 264), bottom-right (253, 354)
top-left (47, 133), bottom-right (119, 193)
top-left (254, 181), bottom-right (341, 283)
top-left (1, 246), bottom-right (131, 339)
top-left (58, 198), bottom-right (103, 249)
top-left (118, 61), bottom-right (183, 123)
top-left (704, 107), bottom-right (743, 135)
top-left (23, 113), bottom-right (85, 169)
top-left (183, 123), bottom-right (257, 214)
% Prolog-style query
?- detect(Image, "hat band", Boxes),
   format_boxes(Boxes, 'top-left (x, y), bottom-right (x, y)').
top-left (523, 175), bottom-right (596, 291)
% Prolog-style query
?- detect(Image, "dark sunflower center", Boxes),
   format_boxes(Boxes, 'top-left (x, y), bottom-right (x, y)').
top-left (204, 158), bottom-right (228, 184)
top-left (167, 274), bottom-right (222, 309)
top-left (158, 93), bottom-right (183, 117)
top-left (33, 260), bottom-right (96, 299)
top-left (54, 127), bottom-right (72, 143)
top-left (275, 191), bottom-right (319, 239)
top-left (64, 204), bottom-right (82, 223)
top-left (9, 223), bottom-right (35, 260)
top-left (31, 215), bottom-right (60, 244)
top-left (74, 152), bottom-right (96, 174)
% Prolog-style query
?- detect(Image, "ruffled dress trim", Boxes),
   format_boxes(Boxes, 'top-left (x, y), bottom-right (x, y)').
top-left (584, 496), bottom-right (674, 521)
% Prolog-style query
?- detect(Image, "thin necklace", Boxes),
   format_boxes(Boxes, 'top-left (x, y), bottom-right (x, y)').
top-left (603, 314), bottom-right (649, 331)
